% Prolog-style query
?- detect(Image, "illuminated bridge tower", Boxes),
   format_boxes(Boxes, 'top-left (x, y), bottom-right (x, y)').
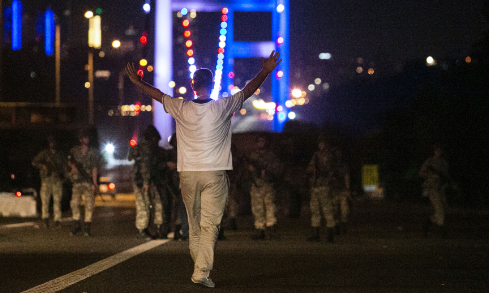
top-left (154, 0), bottom-right (290, 137)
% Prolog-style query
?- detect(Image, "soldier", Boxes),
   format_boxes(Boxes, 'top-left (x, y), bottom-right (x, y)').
top-left (331, 147), bottom-right (351, 235)
top-left (419, 144), bottom-right (450, 237)
top-left (306, 137), bottom-right (336, 242)
top-left (32, 135), bottom-right (67, 229)
top-left (128, 125), bottom-right (171, 240)
top-left (167, 133), bottom-right (189, 241)
top-left (218, 143), bottom-right (243, 240)
top-left (248, 135), bottom-right (282, 240)
top-left (68, 129), bottom-right (100, 237)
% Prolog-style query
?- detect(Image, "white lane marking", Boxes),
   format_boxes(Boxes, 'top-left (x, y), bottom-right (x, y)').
top-left (0, 222), bottom-right (35, 229)
top-left (21, 240), bottom-right (170, 293)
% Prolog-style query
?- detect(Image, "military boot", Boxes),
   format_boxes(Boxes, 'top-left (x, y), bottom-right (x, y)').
top-left (156, 225), bottom-right (168, 239)
top-left (70, 220), bottom-right (82, 236)
top-left (307, 227), bottom-right (321, 242)
top-left (326, 227), bottom-right (335, 243)
top-left (83, 222), bottom-right (92, 237)
top-left (229, 218), bottom-right (238, 231)
top-left (251, 229), bottom-right (265, 240)
top-left (138, 228), bottom-right (152, 241)
top-left (173, 224), bottom-right (182, 241)
top-left (267, 225), bottom-right (280, 240)
top-left (217, 228), bottom-right (227, 240)
top-left (42, 218), bottom-right (50, 229)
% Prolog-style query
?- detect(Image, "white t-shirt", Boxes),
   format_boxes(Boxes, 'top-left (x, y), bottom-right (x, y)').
top-left (162, 91), bottom-right (244, 172)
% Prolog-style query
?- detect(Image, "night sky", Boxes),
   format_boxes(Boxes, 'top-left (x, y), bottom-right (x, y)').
top-left (292, 0), bottom-right (487, 62)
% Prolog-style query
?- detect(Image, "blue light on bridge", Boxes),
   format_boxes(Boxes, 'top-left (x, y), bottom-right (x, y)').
top-left (44, 9), bottom-right (55, 56)
top-left (12, 0), bottom-right (22, 51)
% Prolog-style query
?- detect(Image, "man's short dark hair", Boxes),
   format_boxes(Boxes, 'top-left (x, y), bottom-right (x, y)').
top-left (193, 68), bottom-right (213, 90)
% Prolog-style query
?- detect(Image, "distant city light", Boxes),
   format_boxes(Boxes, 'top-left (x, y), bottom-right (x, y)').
top-left (314, 78), bottom-right (321, 85)
top-left (465, 56), bottom-right (472, 63)
top-left (190, 10), bottom-right (197, 18)
top-left (45, 9), bottom-right (55, 56)
top-left (222, 8), bottom-right (229, 15)
top-left (277, 37), bottom-right (284, 45)
top-left (240, 109), bottom-right (247, 115)
top-left (183, 20), bottom-right (190, 27)
top-left (308, 84), bottom-right (315, 91)
top-left (181, 8), bottom-right (188, 16)
top-left (188, 57), bottom-right (195, 65)
top-left (185, 40), bottom-right (193, 48)
top-left (140, 59), bottom-right (148, 66)
top-left (184, 30), bottom-right (191, 38)
top-left (319, 53), bottom-right (331, 60)
top-left (276, 71), bottom-right (284, 78)
top-left (426, 56), bottom-right (435, 66)
top-left (187, 49), bottom-right (194, 57)
top-left (285, 100), bottom-right (294, 108)
top-left (147, 66), bottom-right (154, 72)
top-left (12, 0), bottom-right (22, 51)
top-left (277, 105), bottom-right (283, 112)
top-left (368, 68), bottom-right (375, 75)
top-left (84, 11), bottom-right (93, 18)
top-left (228, 72), bottom-right (235, 78)
top-left (278, 112), bottom-right (286, 121)
top-left (85, 82), bottom-right (91, 88)
top-left (143, 3), bottom-right (151, 13)
top-left (112, 40), bottom-right (121, 48)
top-left (130, 139), bottom-right (137, 147)
top-left (169, 81), bottom-right (176, 88)
top-left (277, 4), bottom-right (285, 13)
top-left (288, 112), bottom-right (296, 119)
top-left (356, 67), bottom-right (363, 74)
top-left (322, 83), bottom-right (330, 90)
top-left (292, 89), bottom-right (302, 98)
top-left (105, 143), bottom-right (115, 154)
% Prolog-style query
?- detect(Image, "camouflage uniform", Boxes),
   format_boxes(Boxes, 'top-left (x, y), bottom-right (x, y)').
top-left (32, 149), bottom-right (67, 223)
top-left (69, 145), bottom-right (100, 223)
top-left (128, 140), bottom-right (170, 234)
top-left (332, 155), bottom-right (350, 228)
top-left (248, 150), bottom-right (281, 230)
top-left (420, 156), bottom-right (449, 226)
top-left (307, 149), bottom-right (336, 229)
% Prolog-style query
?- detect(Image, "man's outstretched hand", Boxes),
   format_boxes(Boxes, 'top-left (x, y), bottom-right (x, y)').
top-left (262, 51), bottom-right (282, 74)
top-left (126, 63), bottom-right (141, 84)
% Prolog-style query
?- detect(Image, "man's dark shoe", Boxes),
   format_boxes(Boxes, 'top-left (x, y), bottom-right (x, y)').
top-left (83, 222), bottom-right (92, 237)
top-left (138, 229), bottom-right (153, 241)
top-left (251, 229), bottom-right (265, 240)
top-left (191, 277), bottom-right (215, 288)
top-left (70, 220), bottom-right (82, 236)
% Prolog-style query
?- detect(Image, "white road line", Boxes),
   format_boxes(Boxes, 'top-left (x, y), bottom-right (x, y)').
top-left (21, 240), bottom-right (170, 293)
top-left (0, 222), bottom-right (35, 229)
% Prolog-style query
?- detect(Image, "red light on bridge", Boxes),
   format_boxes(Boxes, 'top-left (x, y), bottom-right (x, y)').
top-left (130, 139), bottom-right (137, 147)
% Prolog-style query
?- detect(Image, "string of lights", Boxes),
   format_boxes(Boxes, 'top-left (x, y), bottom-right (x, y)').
top-left (210, 7), bottom-right (229, 100)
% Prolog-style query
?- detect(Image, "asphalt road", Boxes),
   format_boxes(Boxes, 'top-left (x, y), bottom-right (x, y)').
top-left (1, 196), bottom-right (488, 293)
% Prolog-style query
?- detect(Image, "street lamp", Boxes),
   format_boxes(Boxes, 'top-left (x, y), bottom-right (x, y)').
top-left (85, 11), bottom-right (101, 125)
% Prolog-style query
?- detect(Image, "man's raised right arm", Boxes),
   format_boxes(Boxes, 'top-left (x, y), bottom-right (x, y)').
top-left (242, 51), bottom-right (282, 101)
top-left (126, 63), bottom-right (166, 104)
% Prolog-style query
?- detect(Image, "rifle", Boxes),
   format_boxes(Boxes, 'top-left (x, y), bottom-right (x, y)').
top-left (68, 155), bottom-right (94, 184)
